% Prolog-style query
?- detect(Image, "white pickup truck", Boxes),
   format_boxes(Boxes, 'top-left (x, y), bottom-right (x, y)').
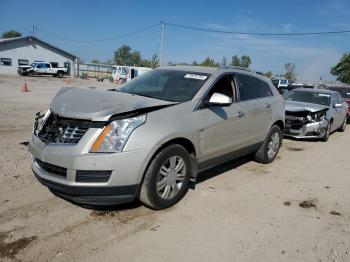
top-left (18, 61), bottom-right (68, 77)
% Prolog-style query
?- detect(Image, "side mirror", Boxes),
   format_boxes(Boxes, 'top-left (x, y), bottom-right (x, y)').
top-left (334, 103), bottom-right (343, 108)
top-left (204, 92), bottom-right (232, 107)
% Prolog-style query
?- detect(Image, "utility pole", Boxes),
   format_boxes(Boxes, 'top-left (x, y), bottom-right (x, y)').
top-left (159, 20), bottom-right (165, 66)
top-left (32, 24), bottom-right (35, 37)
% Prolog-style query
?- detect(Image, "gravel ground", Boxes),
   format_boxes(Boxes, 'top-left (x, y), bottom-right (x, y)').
top-left (0, 75), bottom-right (350, 262)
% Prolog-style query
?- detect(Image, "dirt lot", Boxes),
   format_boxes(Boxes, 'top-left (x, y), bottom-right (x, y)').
top-left (1, 75), bottom-right (350, 262)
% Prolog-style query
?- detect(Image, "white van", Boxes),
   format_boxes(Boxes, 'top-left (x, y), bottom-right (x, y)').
top-left (112, 66), bottom-right (152, 83)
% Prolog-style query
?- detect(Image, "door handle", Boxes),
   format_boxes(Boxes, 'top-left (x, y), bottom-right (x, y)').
top-left (237, 111), bottom-right (245, 117)
top-left (265, 103), bottom-right (271, 108)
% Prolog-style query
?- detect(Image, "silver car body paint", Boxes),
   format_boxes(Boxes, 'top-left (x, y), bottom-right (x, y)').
top-left (29, 66), bottom-right (285, 205)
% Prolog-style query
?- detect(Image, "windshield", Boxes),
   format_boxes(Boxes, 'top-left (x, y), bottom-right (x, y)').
top-left (285, 90), bottom-right (331, 106)
top-left (118, 69), bottom-right (210, 102)
top-left (329, 87), bottom-right (350, 99)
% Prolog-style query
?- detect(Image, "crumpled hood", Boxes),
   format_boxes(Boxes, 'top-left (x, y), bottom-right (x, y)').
top-left (285, 101), bottom-right (329, 113)
top-left (50, 87), bottom-right (176, 121)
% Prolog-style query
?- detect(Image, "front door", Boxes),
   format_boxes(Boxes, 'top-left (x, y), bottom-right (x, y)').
top-left (197, 74), bottom-right (249, 163)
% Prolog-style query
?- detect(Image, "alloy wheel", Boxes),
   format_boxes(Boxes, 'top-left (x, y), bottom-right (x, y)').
top-left (267, 132), bottom-right (280, 159)
top-left (156, 156), bottom-right (187, 200)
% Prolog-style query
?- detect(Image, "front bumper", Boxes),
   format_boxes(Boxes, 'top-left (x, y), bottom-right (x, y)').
top-left (32, 169), bottom-right (138, 205)
top-left (29, 134), bottom-right (152, 205)
top-left (284, 119), bottom-right (328, 139)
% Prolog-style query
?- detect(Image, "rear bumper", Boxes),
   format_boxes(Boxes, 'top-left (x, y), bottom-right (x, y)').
top-left (32, 168), bottom-right (138, 205)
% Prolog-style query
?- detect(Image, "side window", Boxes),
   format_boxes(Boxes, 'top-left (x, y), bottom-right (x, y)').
top-left (337, 93), bottom-right (343, 103)
top-left (208, 74), bottom-right (235, 100)
top-left (44, 63), bottom-right (51, 68)
top-left (238, 74), bottom-right (273, 101)
top-left (36, 63), bottom-right (43, 69)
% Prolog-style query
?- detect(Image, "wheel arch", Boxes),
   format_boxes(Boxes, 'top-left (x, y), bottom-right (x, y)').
top-left (272, 119), bottom-right (284, 131)
top-left (138, 137), bottom-right (198, 194)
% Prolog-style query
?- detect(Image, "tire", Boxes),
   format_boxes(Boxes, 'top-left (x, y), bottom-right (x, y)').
top-left (338, 117), bottom-right (347, 132)
top-left (28, 71), bottom-right (34, 77)
top-left (321, 122), bottom-right (331, 142)
top-left (254, 125), bottom-right (282, 164)
top-left (139, 144), bottom-right (191, 210)
top-left (57, 71), bottom-right (63, 78)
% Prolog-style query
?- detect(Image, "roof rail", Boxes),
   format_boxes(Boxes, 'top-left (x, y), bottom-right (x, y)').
top-left (219, 65), bottom-right (252, 72)
top-left (219, 66), bottom-right (266, 77)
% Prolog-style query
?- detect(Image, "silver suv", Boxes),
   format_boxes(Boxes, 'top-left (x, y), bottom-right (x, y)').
top-left (29, 66), bottom-right (285, 209)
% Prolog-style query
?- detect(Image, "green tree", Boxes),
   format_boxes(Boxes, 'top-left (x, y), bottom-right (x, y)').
top-left (91, 59), bottom-right (100, 64)
top-left (192, 61), bottom-right (198, 66)
top-left (221, 56), bottom-right (228, 67)
top-left (230, 55), bottom-right (251, 68)
top-left (331, 53), bottom-right (350, 84)
top-left (1, 30), bottom-right (22, 39)
top-left (263, 71), bottom-right (273, 78)
top-left (200, 57), bottom-right (218, 67)
top-left (140, 54), bottom-right (159, 68)
top-left (284, 62), bottom-right (296, 80)
top-left (114, 45), bottom-right (132, 65)
top-left (129, 51), bottom-right (141, 66)
top-left (240, 55), bottom-right (252, 68)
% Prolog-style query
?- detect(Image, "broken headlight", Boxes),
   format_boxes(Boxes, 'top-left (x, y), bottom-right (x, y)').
top-left (33, 109), bottom-right (51, 135)
top-left (90, 115), bottom-right (146, 153)
top-left (312, 112), bottom-right (326, 122)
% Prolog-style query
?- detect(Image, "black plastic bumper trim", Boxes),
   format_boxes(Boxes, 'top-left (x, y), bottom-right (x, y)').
top-left (32, 168), bottom-right (138, 205)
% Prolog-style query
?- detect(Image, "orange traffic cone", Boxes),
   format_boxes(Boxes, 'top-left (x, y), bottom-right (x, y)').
top-left (21, 81), bottom-right (29, 92)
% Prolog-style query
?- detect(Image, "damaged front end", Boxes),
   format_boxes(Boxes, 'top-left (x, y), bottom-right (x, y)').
top-left (284, 108), bottom-right (329, 139)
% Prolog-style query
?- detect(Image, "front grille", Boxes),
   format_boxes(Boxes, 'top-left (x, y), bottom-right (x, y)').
top-left (36, 159), bottom-right (67, 177)
top-left (76, 170), bottom-right (112, 183)
top-left (60, 126), bottom-right (88, 143)
top-left (288, 121), bottom-right (304, 130)
top-left (38, 113), bottom-right (90, 144)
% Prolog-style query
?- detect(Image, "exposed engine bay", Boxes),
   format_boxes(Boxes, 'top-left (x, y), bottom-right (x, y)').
top-left (284, 108), bottom-right (329, 138)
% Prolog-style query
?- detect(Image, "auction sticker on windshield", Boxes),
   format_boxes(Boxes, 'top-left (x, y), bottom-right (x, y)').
top-left (184, 74), bottom-right (207, 80)
top-left (319, 94), bottom-right (330, 97)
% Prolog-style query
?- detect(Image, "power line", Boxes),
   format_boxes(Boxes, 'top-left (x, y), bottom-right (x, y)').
top-left (165, 21), bottom-right (350, 36)
top-left (37, 22), bottom-right (161, 43)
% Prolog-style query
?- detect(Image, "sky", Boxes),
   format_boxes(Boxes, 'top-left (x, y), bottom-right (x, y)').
top-left (1, 0), bottom-right (350, 81)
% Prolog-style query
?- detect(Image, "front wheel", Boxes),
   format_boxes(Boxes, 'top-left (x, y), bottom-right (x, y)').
top-left (338, 117), bottom-right (347, 132)
top-left (321, 122), bottom-right (331, 142)
top-left (254, 125), bottom-right (282, 164)
top-left (139, 144), bottom-right (191, 210)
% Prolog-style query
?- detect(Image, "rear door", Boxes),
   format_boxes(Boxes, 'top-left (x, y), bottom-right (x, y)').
top-left (237, 73), bottom-right (274, 144)
top-left (44, 63), bottom-right (52, 74)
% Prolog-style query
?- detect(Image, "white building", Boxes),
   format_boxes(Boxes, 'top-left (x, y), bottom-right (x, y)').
top-left (0, 36), bottom-right (76, 76)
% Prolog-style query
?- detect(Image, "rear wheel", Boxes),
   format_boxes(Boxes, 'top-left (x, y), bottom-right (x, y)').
top-left (254, 125), bottom-right (282, 164)
top-left (57, 71), bottom-right (64, 78)
top-left (139, 144), bottom-right (191, 210)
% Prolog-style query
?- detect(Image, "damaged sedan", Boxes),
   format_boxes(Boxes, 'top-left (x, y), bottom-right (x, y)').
top-left (284, 88), bottom-right (348, 141)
